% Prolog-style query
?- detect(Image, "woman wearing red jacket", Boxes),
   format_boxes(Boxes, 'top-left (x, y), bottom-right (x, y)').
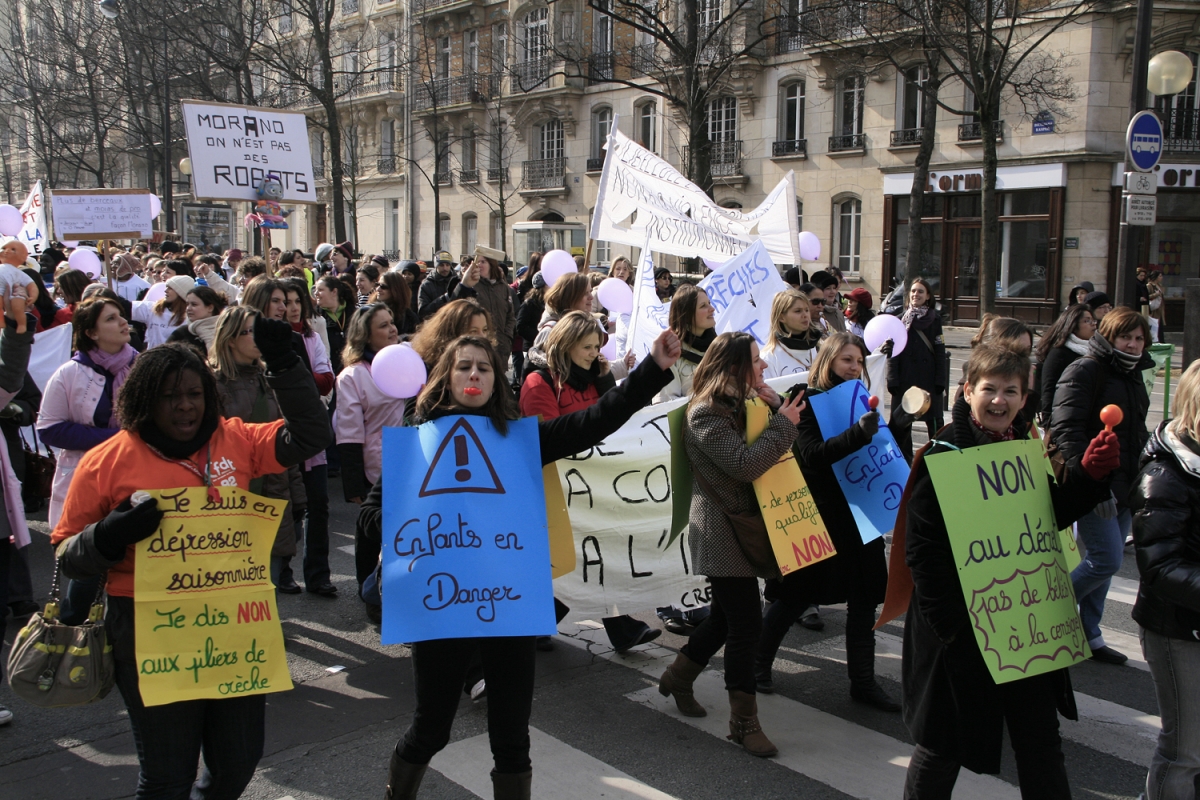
top-left (519, 311), bottom-right (614, 419)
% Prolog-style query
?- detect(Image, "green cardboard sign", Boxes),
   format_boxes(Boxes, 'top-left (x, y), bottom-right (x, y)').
top-left (925, 438), bottom-right (1089, 684)
top-left (667, 405), bottom-right (692, 547)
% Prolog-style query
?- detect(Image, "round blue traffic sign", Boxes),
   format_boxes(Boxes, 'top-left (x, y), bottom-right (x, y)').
top-left (1127, 110), bottom-right (1164, 172)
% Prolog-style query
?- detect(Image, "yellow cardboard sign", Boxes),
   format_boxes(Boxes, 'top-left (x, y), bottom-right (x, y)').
top-left (544, 464), bottom-right (575, 578)
top-left (745, 400), bottom-right (837, 575)
top-left (133, 487), bottom-right (293, 707)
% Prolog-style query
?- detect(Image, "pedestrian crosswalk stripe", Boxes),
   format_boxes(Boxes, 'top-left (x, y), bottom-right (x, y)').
top-left (564, 623), bottom-right (1019, 799)
top-left (1108, 575), bottom-right (1139, 607)
top-left (435, 726), bottom-right (682, 800)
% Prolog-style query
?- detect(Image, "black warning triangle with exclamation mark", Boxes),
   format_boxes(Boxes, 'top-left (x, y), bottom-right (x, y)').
top-left (418, 417), bottom-right (506, 497)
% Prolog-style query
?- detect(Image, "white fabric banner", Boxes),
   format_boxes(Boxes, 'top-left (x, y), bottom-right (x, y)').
top-left (19, 181), bottom-right (48, 257)
top-left (553, 359), bottom-right (886, 617)
top-left (29, 324), bottom-right (72, 392)
top-left (622, 236), bottom-right (669, 360)
top-left (592, 129), bottom-right (801, 265)
top-left (698, 241), bottom-right (790, 346)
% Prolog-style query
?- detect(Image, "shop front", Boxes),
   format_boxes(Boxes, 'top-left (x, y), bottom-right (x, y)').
top-left (1109, 162), bottom-right (1198, 332)
top-left (882, 163), bottom-right (1067, 326)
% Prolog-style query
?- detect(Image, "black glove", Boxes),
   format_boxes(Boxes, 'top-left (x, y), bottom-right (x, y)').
top-left (92, 497), bottom-right (164, 561)
top-left (880, 338), bottom-right (894, 358)
top-left (856, 411), bottom-right (880, 439)
top-left (254, 316), bottom-right (299, 372)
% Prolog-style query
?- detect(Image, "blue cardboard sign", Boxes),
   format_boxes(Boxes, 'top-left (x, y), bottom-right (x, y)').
top-left (808, 380), bottom-right (910, 543)
top-left (380, 416), bottom-right (557, 644)
top-left (1127, 110), bottom-right (1164, 172)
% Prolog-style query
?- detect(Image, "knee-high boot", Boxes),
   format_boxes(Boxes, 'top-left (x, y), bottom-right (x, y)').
top-left (385, 748), bottom-right (427, 799)
top-left (845, 609), bottom-right (900, 712)
top-left (491, 769), bottom-right (532, 800)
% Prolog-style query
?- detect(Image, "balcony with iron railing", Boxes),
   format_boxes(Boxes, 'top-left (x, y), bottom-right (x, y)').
top-left (341, 0), bottom-right (358, 14)
top-left (1162, 107), bottom-right (1200, 155)
top-left (434, 171), bottom-right (453, 186)
top-left (631, 44), bottom-right (655, 76)
top-left (775, 19), bottom-right (805, 54)
top-left (890, 128), bottom-right (923, 147)
top-left (459, 169), bottom-right (480, 184)
top-left (957, 121), bottom-right (1003, 143)
top-left (412, 0), bottom-right (475, 14)
top-left (487, 167), bottom-right (509, 183)
top-left (377, 155), bottom-right (397, 174)
top-left (588, 52), bottom-right (615, 84)
top-left (683, 141), bottom-right (742, 178)
top-left (421, 73), bottom-right (499, 109)
top-left (772, 139), bottom-right (807, 158)
top-left (829, 133), bottom-right (866, 152)
top-left (514, 57), bottom-right (551, 91)
top-left (586, 154), bottom-right (606, 172)
top-left (313, 161), bottom-right (325, 179)
top-left (522, 157), bottom-right (565, 190)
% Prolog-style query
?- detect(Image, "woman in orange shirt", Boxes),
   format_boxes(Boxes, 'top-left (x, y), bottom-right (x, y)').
top-left (51, 318), bottom-right (331, 800)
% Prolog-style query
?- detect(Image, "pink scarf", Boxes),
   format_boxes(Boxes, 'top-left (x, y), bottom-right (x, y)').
top-left (89, 344), bottom-right (138, 414)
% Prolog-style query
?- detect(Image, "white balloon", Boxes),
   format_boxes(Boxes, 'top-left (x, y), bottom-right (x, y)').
top-left (798, 231), bottom-right (821, 262)
top-left (143, 282), bottom-right (168, 303)
top-left (0, 205), bottom-right (22, 237)
top-left (67, 248), bottom-right (102, 278)
top-left (540, 250), bottom-right (577, 285)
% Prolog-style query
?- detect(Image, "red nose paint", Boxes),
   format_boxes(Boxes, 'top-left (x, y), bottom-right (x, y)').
top-left (463, 387), bottom-right (482, 396)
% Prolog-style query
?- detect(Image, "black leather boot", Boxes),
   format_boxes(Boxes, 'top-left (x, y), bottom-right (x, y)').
top-left (845, 612), bottom-right (900, 712)
top-left (384, 748), bottom-right (427, 799)
top-left (754, 600), bottom-right (793, 693)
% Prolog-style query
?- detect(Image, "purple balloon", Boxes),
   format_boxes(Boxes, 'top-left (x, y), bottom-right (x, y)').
top-left (600, 337), bottom-right (617, 362)
top-left (67, 248), bottom-right (102, 278)
top-left (863, 313), bottom-right (908, 356)
top-left (798, 231), bottom-right (821, 262)
top-left (540, 250), bottom-right (577, 286)
top-left (597, 277), bottom-right (633, 315)
top-left (143, 282), bottom-right (167, 303)
top-left (0, 205), bottom-right (22, 237)
top-left (372, 344), bottom-right (427, 399)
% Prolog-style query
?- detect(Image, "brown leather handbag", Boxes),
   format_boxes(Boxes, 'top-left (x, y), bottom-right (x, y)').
top-left (20, 427), bottom-right (55, 499)
top-left (690, 466), bottom-right (781, 580)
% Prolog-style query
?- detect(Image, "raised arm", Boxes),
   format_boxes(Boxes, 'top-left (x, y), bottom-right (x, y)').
top-left (255, 316), bottom-right (333, 468)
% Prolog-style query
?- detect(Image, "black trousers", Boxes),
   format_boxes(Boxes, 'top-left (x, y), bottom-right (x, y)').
top-left (399, 636), bottom-right (536, 774)
top-left (680, 577), bottom-right (762, 694)
top-left (354, 482), bottom-right (379, 592)
top-left (904, 677), bottom-right (1071, 800)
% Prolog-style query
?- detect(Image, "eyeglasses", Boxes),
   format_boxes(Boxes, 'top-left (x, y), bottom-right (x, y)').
top-left (810, 299), bottom-right (824, 306)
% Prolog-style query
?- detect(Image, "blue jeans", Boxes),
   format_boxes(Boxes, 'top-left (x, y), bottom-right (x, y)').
top-left (1142, 627), bottom-right (1200, 800)
top-left (114, 660), bottom-right (265, 799)
top-left (1071, 507), bottom-right (1131, 648)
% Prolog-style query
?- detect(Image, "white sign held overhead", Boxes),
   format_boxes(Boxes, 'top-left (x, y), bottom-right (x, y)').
top-left (18, 181), bottom-right (48, 256)
top-left (180, 100), bottom-right (317, 204)
top-left (50, 189), bottom-right (154, 240)
top-left (624, 234), bottom-right (669, 360)
top-left (592, 128), bottom-right (801, 265)
top-left (698, 241), bottom-right (789, 345)
top-left (1125, 194), bottom-right (1157, 226)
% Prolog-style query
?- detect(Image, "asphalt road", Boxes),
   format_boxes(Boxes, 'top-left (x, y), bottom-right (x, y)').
top-left (0, 327), bottom-right (1180, 800)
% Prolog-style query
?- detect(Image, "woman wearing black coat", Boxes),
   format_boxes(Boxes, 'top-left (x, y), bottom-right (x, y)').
top-left (358, 329), bottom-right (681, 800)
top-left (902, 345), bottom-right (1116, 798)
top-left (1129, 362), bottom-right (1200, 800)
top-left (1050, 307), bottom-right (1152, 665)
top-left (1034, 304), bottom-right (1096, 426)
top-left (754, 333), bottom-right (894, 711)
top-left (887, 278), bottom-right (947, 460)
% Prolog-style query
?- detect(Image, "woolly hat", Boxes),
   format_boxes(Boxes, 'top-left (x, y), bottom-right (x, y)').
top-left (847, 287), bottom-right (873, 309)
top-left (653, 267), bottom-right (671, 280)
top-left (398, 260), bottom-right (422, 279)
top-left (228, 248), bottom-right (243, 262)
top-left (371, 255), bottom-right (389, 270)
top-left (1084, 291), bottom-right (1111, 310)
top-left (113, 252), bottom-right (141, 277)
top-left (166, 275), bottom-right (196, 299)
top-left (314, 243), bottom-right (335, 263)
top-left (335, 241), bottom-right (355, 261)
top-left (435, 250), bottom-right (454, 264)
top-left (810, 270), bottom-right (838, 290)
top-left (532, 271), bottom-right (547, 289)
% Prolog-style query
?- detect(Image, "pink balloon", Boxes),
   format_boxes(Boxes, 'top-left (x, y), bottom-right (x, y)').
top-left (67, 248), bottom-right (101, 278)
top-left (597, 277), bottom-right (633, 315)
top-left (798, 231), bottom-right (821, 262)
top-left (0, 205), bottom-right (21, 237)
top-left (149, 195), bottom-right (162, 219)
top-left (540, 249), bottom-right (577, 285)
top-left (863, 313), bottom-right (908, 356)
top-left (143, 282), bottom-right (167, 303)
top-left (600, 337), bottom-right (617, 361)
top-left (372, 343), bottom-right (427, 399)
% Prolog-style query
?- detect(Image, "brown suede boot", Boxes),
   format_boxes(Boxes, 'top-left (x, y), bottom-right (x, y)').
top-left (384, 749), bottom-right (427, 799)
top-left (490, 769), bottom-right (532, 800)
top-left (727, 690), bottom-right (778, 758)
top-left (658, 653), bottom-right (708, 717)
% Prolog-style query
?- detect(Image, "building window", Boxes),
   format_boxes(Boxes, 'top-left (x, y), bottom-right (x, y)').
top-left (462, 128), bottom-right (476, 171)
top-left (488, 120), bottom-right (502, 169)
top-left (439, 214), bottom-right (451, 251)
top-left (537, 118), bottom-right (564, 160)
top-left (838, 76), bottom-right (864, 137)
top-left (637, 101), bottom-right (657, 152)
top-left (523, 8), bottom-right (547, 62)
top-left (834, 198), bottom-right (861, 273)
top-left (380, 119), bottom-right (395, 156)
top-left (464, 214), bottom-right (478, 254)
top-left (900, 64), bottom-right (929, 131)
top-left (591, 107), bottom-right (612, 162)
top-left (436, 36), bottom-right (450, 79)
top-left (595, 0), bottom-right (613, 51)
top-left (491, 213), bottom-right (504, 249)
top-left (707, 96), bottom-right (737, 143)
top-left (386, 199), bottom-right (400, 252)
top-left (698, 0), bottom-right (720, 34)
top-left (466, 30), bottom-right (479, 73)
top-left (779, 81), bottom-right (804, 142)
top-left (492, 22), bottom-right (508, 72)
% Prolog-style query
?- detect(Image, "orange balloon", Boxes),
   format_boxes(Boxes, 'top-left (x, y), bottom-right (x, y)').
top-left (1100, 404), bottom-right (1123, 431)
top-left (868, 395), bottom-right (880, 411)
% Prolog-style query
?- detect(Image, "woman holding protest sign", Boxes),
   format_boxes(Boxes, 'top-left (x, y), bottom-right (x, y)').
top-left (653, 284), bottom-right (716, 403)
top-left (357, 326), bottom-right (681, 800)
top-left (658, 332), bottom-right (805, 758)
top-left (760, 288), bottom-right (824, 378)
top-left (753, 332), bottom-right (897, 711)
top-left (1051, 307), bottom-right (1152, 665)
top-left (1129, 361), bottom-right (1200, 800)
top-left (900, 344), bottom-right (1118, 798)
top-left (887, 278), bottom-right (946, 461)
top-left (50, 322), bottom-right (330, 800)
